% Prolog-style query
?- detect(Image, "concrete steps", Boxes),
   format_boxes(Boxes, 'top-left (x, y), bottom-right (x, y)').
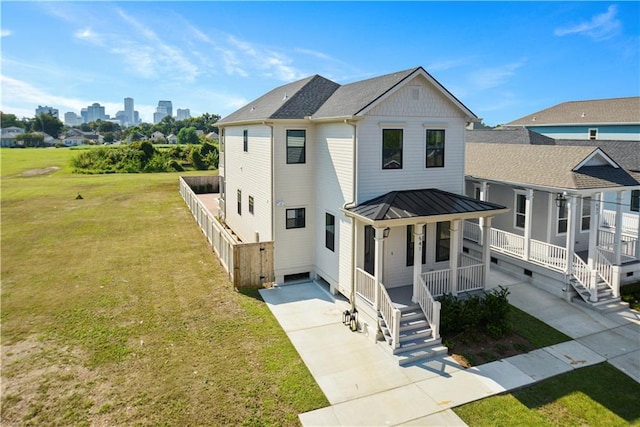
top-left (379, 304), bottom-right (448, 366)
top-left (569, 279), bottom-right (620, 307)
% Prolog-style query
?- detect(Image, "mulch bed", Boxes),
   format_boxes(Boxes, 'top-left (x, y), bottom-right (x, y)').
top-left (445, 330), bottom-right (535, 368)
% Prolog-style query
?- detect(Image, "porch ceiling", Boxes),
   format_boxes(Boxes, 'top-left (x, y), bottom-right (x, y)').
top-left (344, 188), bottom-right (507, 224)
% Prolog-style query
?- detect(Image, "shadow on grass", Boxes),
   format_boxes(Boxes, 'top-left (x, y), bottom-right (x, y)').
top-left (514, 363), bottom-right (640, 423)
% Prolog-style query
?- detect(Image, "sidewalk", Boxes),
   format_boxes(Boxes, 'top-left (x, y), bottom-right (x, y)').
top-left (259, 269), bottom-right (639, 426)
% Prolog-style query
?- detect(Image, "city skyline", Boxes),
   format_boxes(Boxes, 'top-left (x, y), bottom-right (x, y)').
top-left (1, 2), bottom-right (639, 126)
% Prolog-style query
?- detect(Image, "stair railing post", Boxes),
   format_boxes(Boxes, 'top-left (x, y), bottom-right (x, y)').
top-left (589, 269), bottom-right (598, 303)
top-left (433, 301), bottom-right (441, 340)
top-left (612, 266), bottom-right (621, 298)
top-left (393, 309), bottom-right (401, 349)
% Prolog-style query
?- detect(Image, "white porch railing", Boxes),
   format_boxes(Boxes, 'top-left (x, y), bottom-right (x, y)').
top-left (529, 239), bottom-right (568, 272)
top-left (420, 269), bottom-right (451, 297)
top-left (572, 253), bottom-right (594, 299)
top-left (463, 221), bottom-right (481, 244)
top-left (355, 267), bottom-right (376, 303)
top-left (595, 248), bottom-right (617, 296)
top-left (457, 264), bottom-right (484, 293)
top-left (491, 228), bottom-right (525, 258)
top-left (600, 209), bottom-right (639, 235)
top-left (415, 275), bottom-right (441, 340)
top-left (598, 230), bottom-right (638, 261)
top-left (379, 285), bottom-right (401, 349)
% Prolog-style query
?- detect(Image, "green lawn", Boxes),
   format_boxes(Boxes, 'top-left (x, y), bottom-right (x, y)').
top-left (1, 148), bottom-right (328, 425)
top-left (454, 363), bottom-right (640, 426)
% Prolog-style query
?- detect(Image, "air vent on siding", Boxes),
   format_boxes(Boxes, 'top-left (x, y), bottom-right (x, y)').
top-left (411, 87), bottom-right (420, 100)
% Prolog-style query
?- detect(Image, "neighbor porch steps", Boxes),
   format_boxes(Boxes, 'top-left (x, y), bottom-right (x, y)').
top-left (569, 278), bottom-right (621, 307)
top-left (378, 304), bottom-right (448, 366)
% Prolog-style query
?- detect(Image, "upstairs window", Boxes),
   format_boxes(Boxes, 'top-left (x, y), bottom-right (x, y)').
top-left (286, 208), bottom-right (305, 229)
top-left (286, 129), bottom-right (306, 164)
top-left (382, 129), bottom-right (403, 169)
top-left (325, 213), bottom-right (335, 251)
top-left (406, 225), bottom-right (427, 266)
top-left (237, 190), bottom-right (242, 215)
top-left (248, 195), bottom-right (254, 215)
top-left (631, 190), bottom-right (640, 212)
top-left (557, 202), bottom-right (568, 234)
top-left (589, 128), bottom-right (598, 140)
top-left (425, 129), bottom-right (445, 168)
top-left (243, 130), bottom-right (248, 152)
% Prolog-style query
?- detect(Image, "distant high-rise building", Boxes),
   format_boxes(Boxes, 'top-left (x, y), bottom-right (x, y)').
top-left (85, 103), bottom-right (108, 123)
top-left (64, 112), bottom-right (83, 126)
top-left (81, 108), bottom-right (88, 124)
top-left (36, 105), bottom-right (59, 118)
top-left (176, 108), bottom-right (191, 120)
top-left (124, 97), bottom-right (135, 126)
top-left (158, 100), bottom-right (172, 118)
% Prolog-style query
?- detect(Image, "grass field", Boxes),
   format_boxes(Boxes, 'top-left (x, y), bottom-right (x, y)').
top-left (1, 148), bottom-right (328, 425)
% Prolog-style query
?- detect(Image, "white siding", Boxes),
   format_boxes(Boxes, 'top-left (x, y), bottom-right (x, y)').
top-left (313, 123), bottom-right (355, 294)
top-left (357, 75), bottom-right (467, 202)
top-left (273, 123), bottom-right (316, 277)
top-left (222, 125), bottom-right (273, 243)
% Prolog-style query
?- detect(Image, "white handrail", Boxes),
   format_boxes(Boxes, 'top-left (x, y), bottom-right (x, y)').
top-left (378, 284), bottom-right (401, 349)
top-left (529, 239), bottom-right (567, 271)
top-left (572, 253), bottom-right (594, 300)
top-left (420, 269), bottom-right (451, 297)
top-left (457, 264), bottom-right (484, 293)
top-left (491, 228), bottom-right (525, 258)
top-left (415, 275), bottom-right (441, 340)
top-left (355, 268), bottom-right (376, 304)
top-left (463, 221), bottom-right (481, 244)
top-left (595, 248), bottom-right (619, 297)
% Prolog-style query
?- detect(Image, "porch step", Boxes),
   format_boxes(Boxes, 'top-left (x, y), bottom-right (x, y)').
top-left (378, 304), bottom-right (448, 365)
top-left (569, 279), bottom-right (620, 307)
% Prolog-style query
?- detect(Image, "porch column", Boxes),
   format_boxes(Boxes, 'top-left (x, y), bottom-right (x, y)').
top-left (636, 211), bottom-right (640, 259)
top-left (614, 191), bottom-right (624, 265)
top-left (412, 223), bottom-right (425, 302)
top-left (478, 181), bottom-right (489, 244)
top-left (450, 220), bottom-right (461, 295)
top-left (587, 194), bottom-right (600, 269)
top-left (523, 189), bottom-right (534, 260)
top-left (482, 216), bottom-right (492, 290)
top-left (373, 226), bottom-right (386, 311)
top-left (565, 195), bottom-right (577, 276)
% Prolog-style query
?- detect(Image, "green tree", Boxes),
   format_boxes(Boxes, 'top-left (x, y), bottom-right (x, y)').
top-left (16, 133), bottom-right (45, 147)
top-left (98, 121), bottom-right (120, 133)
top-left (1, 112), bottom-right (22, 128)
top-left (103, 133), bottom-right (115, 143)
top-left (177, 127), bottom-right (199, 145)
top-left (32, 113), bottom-right (64, 138)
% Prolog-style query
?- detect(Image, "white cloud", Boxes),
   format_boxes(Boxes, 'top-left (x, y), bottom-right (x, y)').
top-left (426, 57), bottom-right (470, 72)
top-left (469, 58), bottom-right (527, 90)
top-left (554, 5), bottom-right (621, 40)
top-left (1, 75), bottom-right (87, 115)
top-left (1, 29), bottom-right (12, 38)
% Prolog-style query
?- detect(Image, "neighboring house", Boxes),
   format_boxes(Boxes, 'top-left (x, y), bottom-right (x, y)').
top-left (464, 128), bottom-right (640, 307)
top-left (205, 131), bottom-right (219, 141)
top-left (1, 126), bottom-right (25, 147)
top-left (217, 67), bottom-right (508, 360)
top-left (150, 131), bottom-right (165, 142)
top-left (167, 133), bottom-right (178, 144)
top-left (506, 97), bottom-right (640, 141)
top-left (62, 135), bottom-right (87, 146)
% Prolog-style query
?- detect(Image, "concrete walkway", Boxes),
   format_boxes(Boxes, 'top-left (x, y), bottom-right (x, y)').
top-left (259, 269), bottom-right (639, 426)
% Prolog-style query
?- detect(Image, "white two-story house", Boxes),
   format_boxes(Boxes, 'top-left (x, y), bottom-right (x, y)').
top-left (216, 67), bottom-right (507, 363)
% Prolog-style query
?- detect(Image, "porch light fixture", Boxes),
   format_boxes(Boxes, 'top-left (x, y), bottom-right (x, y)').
top-left (555, 193), bottom-right (566, 209)
top-left (383, 227), bottom-right (391, 238)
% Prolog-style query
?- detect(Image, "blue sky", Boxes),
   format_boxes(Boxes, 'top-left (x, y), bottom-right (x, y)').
top-left (1, 1), bottom-right (638, 126)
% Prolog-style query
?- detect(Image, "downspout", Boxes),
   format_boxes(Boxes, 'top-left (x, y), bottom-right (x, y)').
top-left (342, 119), bottom-right (358, 310)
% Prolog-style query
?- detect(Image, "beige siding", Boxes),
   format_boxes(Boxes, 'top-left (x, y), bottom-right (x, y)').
top-left (273, 123), bottom-right (316, 277)
top-left (223, 125), bottom-right (273, 243)
top-left (314, 123), bottom-right (355, 293)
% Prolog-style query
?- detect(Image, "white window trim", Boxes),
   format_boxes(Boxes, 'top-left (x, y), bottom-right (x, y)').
top-left (513, 190), bottom-right (526, 230)
top-left (588, 128), bottom-right (598, 140)
top-left (580, 196), bottom-right (591, 232)
top-left (556, 202), bottom-right (568, 237)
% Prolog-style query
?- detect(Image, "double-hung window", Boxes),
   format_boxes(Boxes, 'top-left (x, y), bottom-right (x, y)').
top-left (243, 129), bottom-right (248, 152)
top-left (589, 128), bottom-right (598, 140)
top-left (581, 197), bottom-right (591, 231)
top-left (406, 225), bottom-right (427, 266)
top-left (286, 130), bottom-right (306, 164)
top-left (237, 190), bottom-right (242, 215)
top-left (515, 193), bottom-right (526, 229)
top-left (382, 129), bottom-right (403, 169)
top-left (286, 208), bottom-right (305, 229)
top-left (436, 222), bottom-right (451, 262)
top-left (425, 129), bottom-right (445, 168)
top-left (325, 213), bottom-right (335, 251)
top-left (557, 202), bottom-right (568, 234)
top-left (248, 195), bottom-right (254, 215)
top-left (631, 190), bottom-right (640, 212)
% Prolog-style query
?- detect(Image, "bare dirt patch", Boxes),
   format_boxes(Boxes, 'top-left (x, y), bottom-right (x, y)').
top-left (18, 166), bottom-right (61, 177)
top-left (446, 331), bottom-right (535, 368)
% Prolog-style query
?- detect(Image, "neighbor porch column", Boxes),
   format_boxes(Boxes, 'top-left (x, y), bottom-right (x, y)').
top-left (450, 220), bottom-right (461, 295)
top-left (478, 181), bottom-right (489, 244)
top-left (565, 195), bottom-right (577, 276)
top-left (482, 216), bottom-right (492, 290)
top-left (587, 194), bottom-right (600, 269)
top-left (373, 226), bottom-right (386, 311)
top-left (636, 211), bottom-right (640, 259)
top-left (412, 223), bottom-right (425, 302)
top-left (523, 188), bottom-right (534, 260)
top-left (613, 191), bottom-right (624, 265)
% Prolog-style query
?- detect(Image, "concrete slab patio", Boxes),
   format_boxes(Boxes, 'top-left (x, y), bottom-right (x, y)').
top-left (259, 267), bottom-right (639, 426)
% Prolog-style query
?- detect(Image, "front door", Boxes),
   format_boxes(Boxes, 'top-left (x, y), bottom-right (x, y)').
top-left (364, 225), bottom-right (375, 275)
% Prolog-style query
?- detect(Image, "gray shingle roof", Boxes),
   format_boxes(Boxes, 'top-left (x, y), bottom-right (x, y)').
top-left (466, 143), bottom-right (639, 190)
top-left (506, 97), bottom-right (640, 126)
top-left (466, 128), bottom-right (555, 145)
top-left (346, 188), bottom-right (506, 222)
top-left (218, 66), bottom-right (476, 125)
